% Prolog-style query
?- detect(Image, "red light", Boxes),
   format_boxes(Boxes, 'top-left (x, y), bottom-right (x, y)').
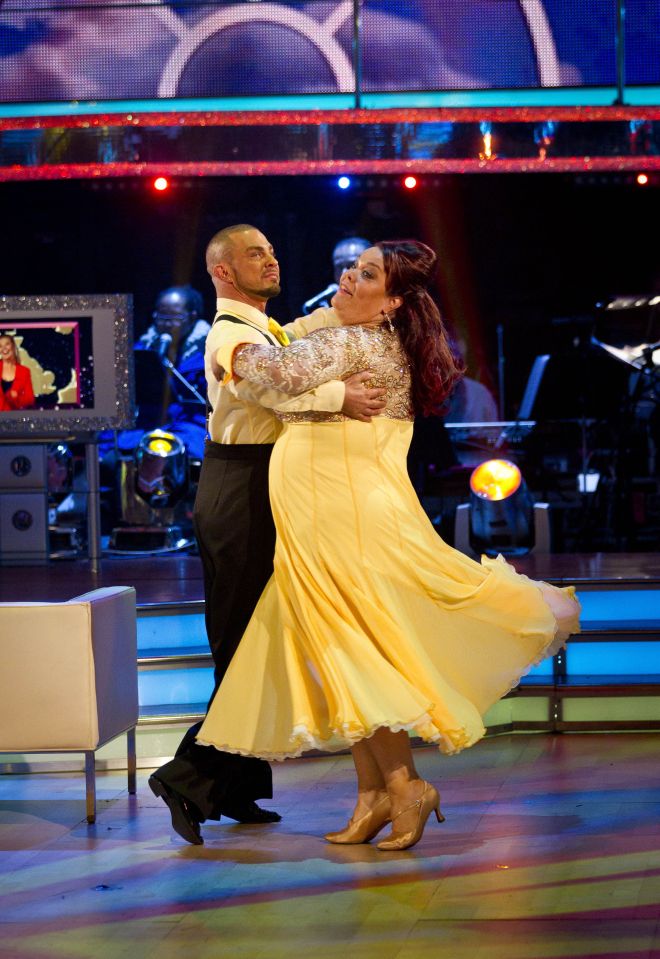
top-left (636, 173), bottom-right (649, 186)
top-left (403, 176), bottom-right (418, 190)
top-left (153, 176), bottom-right (169, 192)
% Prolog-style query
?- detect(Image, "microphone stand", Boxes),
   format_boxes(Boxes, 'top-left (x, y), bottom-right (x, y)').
top-left (159, 356), bottom-right (206, 407)
top-left (154, 333), bottom-right (206, 407)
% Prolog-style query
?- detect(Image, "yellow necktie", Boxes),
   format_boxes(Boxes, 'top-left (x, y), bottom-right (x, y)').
top-left (267, 318), bottom-right (290, 347)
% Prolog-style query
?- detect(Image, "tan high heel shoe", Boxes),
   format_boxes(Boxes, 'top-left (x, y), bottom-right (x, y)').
top-left (324, 793), bottom-right (392, 844)
top-left (376, 781), bottom-right (444, 851)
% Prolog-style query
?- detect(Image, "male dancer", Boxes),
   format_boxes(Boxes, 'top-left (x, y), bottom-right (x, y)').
top-left (149, 224), bottom-right (385, 843)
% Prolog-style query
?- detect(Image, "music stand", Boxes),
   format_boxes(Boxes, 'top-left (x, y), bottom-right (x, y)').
top-left (133, 350), bottom-right (170, 430)
top-left (517, 354), bottom-right (550, 421)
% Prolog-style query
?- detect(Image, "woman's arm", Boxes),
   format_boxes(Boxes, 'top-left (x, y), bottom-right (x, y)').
top-left (18, 365), bottom-right (35, 409)
top-left (232, 327), bottom-right (364, 395)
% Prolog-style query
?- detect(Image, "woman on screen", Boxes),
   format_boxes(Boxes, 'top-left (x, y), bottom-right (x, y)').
top-left (0, 334), bottom-right (36, 411)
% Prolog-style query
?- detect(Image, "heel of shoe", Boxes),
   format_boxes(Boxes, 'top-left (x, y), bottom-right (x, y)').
top-left (434, 807), bottom-right (445, 823)
top-left (148, 775), bottom-right (166, 800)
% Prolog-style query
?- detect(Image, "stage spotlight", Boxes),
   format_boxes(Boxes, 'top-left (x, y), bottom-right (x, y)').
top-left (471, 459), bottom-right (522, 501)
top-left (109, 429), bottom-right (191, 552)
top-left (153, 176), bottom-right (169, 192)
top-left (636, 173), bottom-right (649, 186)
top-left (135, 430), bottom-right (187, 509)
top-left (403, 176), bottom-right (418, 190)
top-left (337, 176), bottom-right (351, 190)
top-left (454, 458), bottom-right (551, 557)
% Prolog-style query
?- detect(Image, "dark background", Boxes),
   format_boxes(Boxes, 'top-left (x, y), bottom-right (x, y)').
top-left (3, 172), bottom-right (658, 417)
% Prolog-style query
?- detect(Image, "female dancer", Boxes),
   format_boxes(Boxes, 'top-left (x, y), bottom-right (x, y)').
top-left (0, 333), bottom-right (35, 411)
top-left (197, 240), bottom-right (580, 851)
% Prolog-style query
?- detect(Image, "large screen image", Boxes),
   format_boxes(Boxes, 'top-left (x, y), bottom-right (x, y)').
top-left (1, 0), bottom-right (658, 104)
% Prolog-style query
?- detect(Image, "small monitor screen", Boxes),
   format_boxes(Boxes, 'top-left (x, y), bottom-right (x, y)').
top-left (0, 318), bottom-right (94, 412)
top-left (0, 294), bottom-right (134, 436)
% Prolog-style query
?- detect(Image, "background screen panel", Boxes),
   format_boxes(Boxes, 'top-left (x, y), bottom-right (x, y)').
top-left (0, 0), bottom-right (645, 104)
top-left (362, 0), bottom-right (618, 92)
top-left (626, 0), bottom-right (660, 85)
top-left (0, 0), bottom-right (355, 103)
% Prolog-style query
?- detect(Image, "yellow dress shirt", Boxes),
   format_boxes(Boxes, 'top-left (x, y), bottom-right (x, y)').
top-left (206, 297), bottom-right (344, 444)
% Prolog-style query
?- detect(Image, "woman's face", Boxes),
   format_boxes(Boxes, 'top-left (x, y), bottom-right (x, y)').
top-left (331, 246), bottom-right (400, 326)
top-left (0, 337), bottom-right (15, 362)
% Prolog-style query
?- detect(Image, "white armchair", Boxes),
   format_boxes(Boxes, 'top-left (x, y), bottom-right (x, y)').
top-left (0, 586), bottom-right (138, 822)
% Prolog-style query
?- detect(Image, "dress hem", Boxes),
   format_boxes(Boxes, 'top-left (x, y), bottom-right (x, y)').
top-left (196, 591), bottom-right (575, 762)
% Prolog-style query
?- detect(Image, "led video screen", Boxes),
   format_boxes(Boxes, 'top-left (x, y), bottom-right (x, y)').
top-left (0, 0), bottom-right (658, 105)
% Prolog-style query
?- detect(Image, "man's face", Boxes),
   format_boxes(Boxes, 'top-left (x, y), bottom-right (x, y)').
top-left (220, 229), bottom-right (281, 301)
top-left (153, 290), bottom-right (194, 339)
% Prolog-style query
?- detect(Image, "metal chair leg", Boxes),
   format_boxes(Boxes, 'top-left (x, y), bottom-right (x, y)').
top-left (85, 751), bottom-right (96, 823)
top-left (127, 727), bottom-right (137, 795)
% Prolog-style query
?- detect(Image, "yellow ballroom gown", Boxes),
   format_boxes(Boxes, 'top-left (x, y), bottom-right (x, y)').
top-left (198, 325), bottom-right (580, 759)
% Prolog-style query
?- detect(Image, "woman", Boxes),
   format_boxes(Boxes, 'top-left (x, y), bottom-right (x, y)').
top-left (198, 240), bottom-right (580, 851)
top-left (0, 333), bottom-right (35, 411)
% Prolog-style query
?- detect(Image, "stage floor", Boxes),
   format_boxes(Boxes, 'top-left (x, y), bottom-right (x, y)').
top-left (2, 551), bottom-right (660, 606)
top-left (1, 734), bottom-right (659, 958)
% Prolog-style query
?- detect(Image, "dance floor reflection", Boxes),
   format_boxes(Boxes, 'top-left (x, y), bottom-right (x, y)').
top-left (1, 733), bottom-right (659, 958)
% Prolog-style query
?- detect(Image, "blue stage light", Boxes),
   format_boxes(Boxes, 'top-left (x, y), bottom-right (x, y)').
top-left (337, 176), bottom-right (351, 190)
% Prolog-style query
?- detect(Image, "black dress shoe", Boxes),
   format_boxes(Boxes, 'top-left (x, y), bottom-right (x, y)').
top-left (149, 775), bottom-right (203, 845)
top-left (218, 800), bottom-right (282, 824)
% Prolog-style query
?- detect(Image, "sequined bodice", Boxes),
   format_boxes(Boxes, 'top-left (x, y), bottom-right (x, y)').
top-left (232, 324), bottom-right (414, 423)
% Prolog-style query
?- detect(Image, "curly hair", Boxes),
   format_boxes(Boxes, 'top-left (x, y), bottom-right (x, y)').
top-left (377, 240), bottom-right (464, 416)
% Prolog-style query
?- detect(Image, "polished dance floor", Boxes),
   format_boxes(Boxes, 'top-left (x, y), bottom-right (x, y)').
top-left (1, 733), bottom-right (659, 959)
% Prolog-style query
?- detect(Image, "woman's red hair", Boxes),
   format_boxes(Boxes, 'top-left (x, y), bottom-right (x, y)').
top-left (377, 240), bottom-right (463, 416)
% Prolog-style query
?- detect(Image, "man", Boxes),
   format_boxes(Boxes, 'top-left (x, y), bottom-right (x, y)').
top-left (134, 284), bottom-right (210, 458)
top-left (149, 224), bottom-right (385, 844)
top-left (137, 285), bottom-right (209, 380)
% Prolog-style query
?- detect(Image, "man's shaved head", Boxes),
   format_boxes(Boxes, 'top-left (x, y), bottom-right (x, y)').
top-left (205, 224), bottom-right (257, 275)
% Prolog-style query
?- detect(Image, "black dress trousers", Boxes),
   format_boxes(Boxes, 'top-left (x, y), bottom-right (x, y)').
top-left (153, 441), bottom-right (276, 821)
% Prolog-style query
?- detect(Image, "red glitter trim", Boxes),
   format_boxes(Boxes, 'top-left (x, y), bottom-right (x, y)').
top-left (2, 156), bottom-right (660, 182)
top-left (1, 105), bottom-right (660, 132)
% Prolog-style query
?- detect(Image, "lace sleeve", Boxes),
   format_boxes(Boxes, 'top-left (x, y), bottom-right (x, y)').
top-left (232, 327), bottom-right (365, 395)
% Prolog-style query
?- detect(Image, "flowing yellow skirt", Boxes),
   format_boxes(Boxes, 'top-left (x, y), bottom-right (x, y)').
top-left (198, 419), bottom-right (580, 759)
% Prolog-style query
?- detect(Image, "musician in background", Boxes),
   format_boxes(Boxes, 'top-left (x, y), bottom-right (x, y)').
top-left (119, 284), bottom-right (210, 460)
top-left (444, 373), bottom-right (498, 423)
top-left (137, 285), bottom-right (210, 402)
top-left (407, 330), bottom-right (497, 491)
top-left (444, 332), bottom-right (498, 423)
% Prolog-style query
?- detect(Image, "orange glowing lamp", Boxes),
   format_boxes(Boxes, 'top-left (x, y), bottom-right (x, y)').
top-left (470, 459), bottom-right (522, 502)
